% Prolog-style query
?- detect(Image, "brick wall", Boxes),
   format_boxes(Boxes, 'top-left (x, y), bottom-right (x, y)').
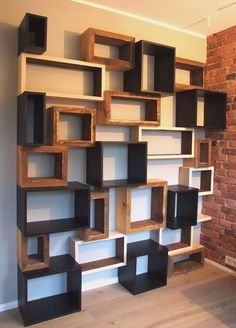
top-left (201, 26), bottom-right (236, 269)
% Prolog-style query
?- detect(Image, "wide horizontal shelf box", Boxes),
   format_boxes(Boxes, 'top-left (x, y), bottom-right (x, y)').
top-left (70, 231), bottom-right (126, 275)
top-left (18, 255), bottom-right (81, 326)
top-left (18, 53), bottom-right (105, 101)
top-left (184, 138), bottom-right (212, 168)
top-left (18, 13), bottom-right (47, 55)
top-left (17, 145), bottom-right (68, 187)
top-left (167, 185), bottom-right (198, 230)
top-left (179, 166), bottom-right (214, 196)
top-left (118, 240), bottom-right (168, 295)
top-left (86, 141), bottom-right (147, 188)
top-left (124, 40), bottom-right (175, 96)
top-left (80, 28), bottom-right (135, 71)
top-left (49, 106), bottom-right (96, 147)
top-left (176, 89), bottom-right (227, 129)
top-left (96, 91), bottom-right (160, 126)
top-left (116, 179), bottom-right (167, 234)
top-left (131, 126), bottom-right (194, 159)
top-left (17, 182), bottom-right (90, 236)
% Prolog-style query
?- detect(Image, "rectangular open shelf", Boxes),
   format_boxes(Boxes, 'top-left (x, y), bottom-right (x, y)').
top-left (17, 182), bottom-right (90, 236)
top-left (197, 213), bottom-right (212, 223)
top-left (80, 28), bottom-right (135, 71)
top-left (160, 226), bottom-right (193, 256)
top-left (96, 91), bottom-right (160, 126)
top-left (18, 53), bottom-right (105, 101)
top-left (184, 138), bottom-right (212, 168)
top-left (131, 126), bottom-right (194, 159)
top-left (116, 179), bottom-right (167, 234)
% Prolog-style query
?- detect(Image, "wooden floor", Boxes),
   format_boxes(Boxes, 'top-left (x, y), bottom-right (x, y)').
top-left (1, 264), bottom-right (236, 328)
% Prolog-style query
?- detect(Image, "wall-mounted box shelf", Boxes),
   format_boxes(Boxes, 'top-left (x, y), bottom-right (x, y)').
top-left (17, 229), bottom-right (49, 272)
top-left (18, 53), bottom-right (105, 101)
top-left (18, 254), bottom-right (81, 326)
top-left (116, 179), bottom-right (167, 234)
top-left (131, 126), bottom-right (194, 159)
top-left (96, 91), bottom-right (160, 126)
top-left (176, 89), bottom-right (227, 129)
top-left (163, 227), bottom-right (192, 255)
top-left (17, 145), bottom-right (68, 188)
top-left (197, 213), bottom-right (212, 223)
top-left (17, 92), bottom-right (46, 147)
top-left (184, 138), bottom-right (212, 168)
top-left (70, 231), bottom-right (126, 275)
top-left (167, 185), bottom-right (198, 230)
top-left (80, 28), bottom-right (135, 71)
top-left (77, 189), bottom-right (109, 241)
top-left (118, 240), bottom-right (168, 295)
top-left (124, 40), bottom-right (175, 96)
top-left (18, 13), bottom-right (47, 55)
top-left (49, 106), bottom-right (96, 147)
top-left (179, 166), bottom-right (214, 196)
top-left (86, 141), bottom-right (147, 188)
top-left (175, 57), bottom-right (205, 91)
top-left (17, 182), bottom-right (90, 236)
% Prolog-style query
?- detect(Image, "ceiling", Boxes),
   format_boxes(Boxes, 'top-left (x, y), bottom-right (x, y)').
top-left (72, 0), bottom-right (236, 37)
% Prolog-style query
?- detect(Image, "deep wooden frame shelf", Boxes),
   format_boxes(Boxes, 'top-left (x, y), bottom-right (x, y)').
top-left (17, 182), bottom-right (90, 236)
top-left (18, 53), bottom-right (105, 101)
top-left (184, 138), bottom-right (212, 168)
top-left (49, 106), bottom-right (96, 147)
top-left (80, 28), bottom-right (135, 71)
top-left (118, 239), bottom-right (168, 295)
top-left (116, 179), bottom-right (167, 234)
top-left (96, 91), bottom-right (160, 126)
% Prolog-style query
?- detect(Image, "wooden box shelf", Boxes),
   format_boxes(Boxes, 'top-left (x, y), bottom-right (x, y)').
top-left (86, 141), bottom-right (147, 188)
top-left (96, 91), bottom-right (160, 126)
top-left (70, 231), bottom-right (126, 275)
top-left (116, 179), bottom-right (167, 234)
top-left (124, 40), bottom-right (175, 96)
top-left (118, 240), bottom-right (168, 295)
top-left (179, 166), bottom-right (214, 196)
top-left (49, 106), bottom-right (96, 147)
top-left (17, 182), bottom-right (90, 236)
top-left (18, 254), bottom-right (81, 326)
top-left (176, 89), bottom-right (227, 129)
top-left (80, 28), bottom-right (135, 71)
top-left (18, 53), bottom-right (105, 101)
top-left (184, 138), bottom-right (212, 168)
top-left (167, 185), bottom-right (198, 230)
top-left (162, 227), bottom-right (192, 256)
top-left (18, 13), bottom-right (47, 55)
top-left (17, 145), bottom-right (68, 188)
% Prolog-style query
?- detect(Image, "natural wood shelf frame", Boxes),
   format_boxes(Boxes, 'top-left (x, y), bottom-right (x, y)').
top-left (184, 138), bottom-right (212, 168)
top-left (160, 226), bottom-right (193, 256)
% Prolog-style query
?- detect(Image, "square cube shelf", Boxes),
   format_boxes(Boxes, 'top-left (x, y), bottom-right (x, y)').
top-left (184, 138), bottom-right (212, 168)
top-left (96, 91), bottom-right (160, 126)
top-left (17, 182), bottom-right (90, 236)
top-left (179, 166), bottom-right (214, 196)
top-left (118, 240), bottom-right (168, 295)
top-left (160, 226), bottom-right (192, 255)
top-left (17, 145), bottom-right (68, 188)
top-left (70, 231), bottom-right (126, 275)
top-left (17, 229), bottom-right (49, 272)
top-left (18, 255), bottom-right (81, 326)
top-left (176, 89), bottom-right (227, 129)
top-left (80, 28), bottom-right (135, 71)
top-left (18, 13), bottom-right (47, 55)
top-left (86, 141), bottom-right (147, 188)
top-left (124, 40), bottom-right (175, 96)
top-left (167, 185), bottom-right (198, 230)
top-left (116, 179), bottom-right (167, 234)
top-left (49, 106), bottom-right (96, 147)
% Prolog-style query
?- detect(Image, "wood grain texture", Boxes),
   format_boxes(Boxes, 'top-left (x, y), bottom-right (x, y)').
top-left (184, 138), bottom-right (212, 168)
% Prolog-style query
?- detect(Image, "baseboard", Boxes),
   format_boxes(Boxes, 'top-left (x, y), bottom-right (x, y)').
top-left (0, 300), bottom-right (18, 312)
top-left (206, 258), bottom-right (236, 278)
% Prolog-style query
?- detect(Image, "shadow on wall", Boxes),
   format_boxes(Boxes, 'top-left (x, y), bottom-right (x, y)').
top-left (0, 22), bottom-right (18, 305)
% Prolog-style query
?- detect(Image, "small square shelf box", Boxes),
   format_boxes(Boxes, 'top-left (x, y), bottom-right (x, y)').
top-left (17, 145), bottom-right (68, 188)
top-left (18, 254), bottom-right (81, 326)
top-left (116, 179), bottom-right (167, 234)
top-left (80, 27), bottom-right (135, 71)
top-left (124, 40), bottom-right (175, 96)
top-left (96, 91), bottom-right (160, 126)
top-left (17, 182), bottom-right (90, 236)
top-left (118, 240), bottom-right (168, 295)
top-left (18, 13), bottom-right (47, 55)
top-left (184, 138), bottom-right (212, 168)
top-left (176, 89), bottom-right (227, 129)
top-left (49, 106), bottom-right (96, 147)
top-left (160, 226), bottom-right (193, 255)
top-left (167, 185), bottom-right (198, 230)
